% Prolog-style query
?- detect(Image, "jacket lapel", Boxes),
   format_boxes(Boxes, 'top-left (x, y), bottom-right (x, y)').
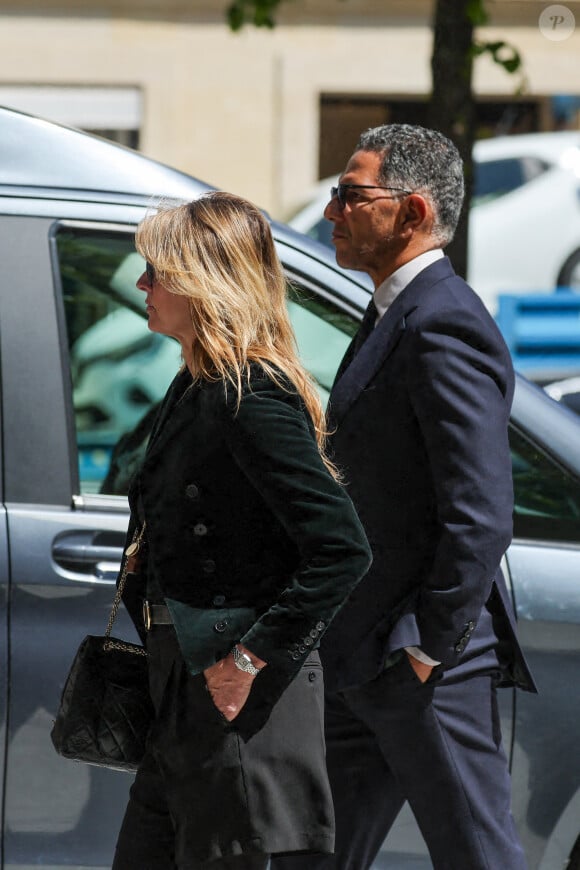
top-left (328, 257), bottom-right (455, 425)
top-left (144, 368), bottom-right (202, 462)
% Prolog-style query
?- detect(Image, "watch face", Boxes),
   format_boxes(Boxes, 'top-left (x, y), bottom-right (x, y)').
top-left (233, 647), bottom-right (259, 675)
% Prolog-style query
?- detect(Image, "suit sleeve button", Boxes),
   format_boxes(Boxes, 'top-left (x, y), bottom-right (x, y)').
top-left (316, 621), bottom-right (326, 631)
top-left (193, 523), bottom-right (208, 536)
top-left (214, 620), bottom-right (228, 633)
top-left (185, 484), bottom-right (200, 499)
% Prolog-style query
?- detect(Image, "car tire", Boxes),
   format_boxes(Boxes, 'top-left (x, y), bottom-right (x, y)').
top-left (557, 248), bottom-right (580, 288)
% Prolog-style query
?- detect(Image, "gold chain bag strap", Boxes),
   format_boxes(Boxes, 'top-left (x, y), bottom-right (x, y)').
top-left (51, 522), bottom-right (154, 772)
top-left (103, 522), bottom-right (148, 655)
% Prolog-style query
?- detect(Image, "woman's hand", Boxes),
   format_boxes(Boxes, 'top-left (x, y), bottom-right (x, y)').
top-left (204, 646), bottom-right (266, 721)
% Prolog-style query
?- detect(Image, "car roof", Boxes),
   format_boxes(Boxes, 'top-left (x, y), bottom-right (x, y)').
top-left (0, 105), bottom-right (212, 200)
top-left (473, 130), bottom-right (580, 164)
top-left (0, 105), bottom-right (371, 293)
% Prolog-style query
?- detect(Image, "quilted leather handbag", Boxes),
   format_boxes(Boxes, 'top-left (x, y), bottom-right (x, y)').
top-left (51, 524), bottom-right (153, 772)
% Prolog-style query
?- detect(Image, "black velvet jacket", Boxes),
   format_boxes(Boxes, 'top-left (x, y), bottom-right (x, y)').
top-left (121, 364), bottom-right (371, 708)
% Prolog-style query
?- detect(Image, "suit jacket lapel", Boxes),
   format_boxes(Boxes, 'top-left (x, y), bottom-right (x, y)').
top-left (329, 256), bottom-right (455, 425)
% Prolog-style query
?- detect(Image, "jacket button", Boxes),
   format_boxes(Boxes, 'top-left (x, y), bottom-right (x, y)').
top-left (291, 651), bottom-right (301, 661)
top-left (202, 559), bottom-right (216, 574)
top-left (186, 484), bottom-right (200, 499)
top-left (212, 594), bottom-right (226, 607)
top-left (214, 620), bottom-right (228, 633)
top-left (309, 628), bottom-right (319, 640)
top-left (316, 621), bottom-right (326, 631)
top-left (304, 637), bottom-right (314, 647)
top-left (193, 523), bottom-right (208, 536)
top-left (308, 671), bottom-right (317, 682)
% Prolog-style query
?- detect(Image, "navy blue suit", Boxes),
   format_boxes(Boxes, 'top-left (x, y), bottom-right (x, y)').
top-left (273, 257), bottom-right (535, 870)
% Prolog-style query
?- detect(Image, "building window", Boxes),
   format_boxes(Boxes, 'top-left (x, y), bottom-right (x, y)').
top-left (0, 85), bottom-right (142, 148)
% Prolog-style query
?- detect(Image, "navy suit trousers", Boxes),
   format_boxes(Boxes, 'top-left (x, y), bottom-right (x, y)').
top-left (272, 655), bottom-right (527, 870)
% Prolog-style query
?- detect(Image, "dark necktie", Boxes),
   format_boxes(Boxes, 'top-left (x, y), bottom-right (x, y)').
top-left (353, 297), bottom-right (378, 355)
top-left (331, 296), bottom-right (379, 390)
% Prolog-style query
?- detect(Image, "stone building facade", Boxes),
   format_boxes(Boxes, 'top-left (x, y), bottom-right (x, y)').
top-left (0, 0), bottom-right (579, 218)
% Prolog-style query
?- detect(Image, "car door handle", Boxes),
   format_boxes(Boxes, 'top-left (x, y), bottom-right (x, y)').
top-left (52, 530), bottom-right (126, 582)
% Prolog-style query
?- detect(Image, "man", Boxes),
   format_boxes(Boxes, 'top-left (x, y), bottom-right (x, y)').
top-left (272, 125), bottom-right (536, 870)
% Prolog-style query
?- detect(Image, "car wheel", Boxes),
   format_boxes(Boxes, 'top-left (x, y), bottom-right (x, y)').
top-left (557, 248), bottom-right (580, 288)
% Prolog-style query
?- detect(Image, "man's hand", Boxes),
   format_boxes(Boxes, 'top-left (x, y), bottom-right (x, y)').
top-left (204, 646), bottom-right (266, 721)
top-left (406, 650), bottom-right (433, 684)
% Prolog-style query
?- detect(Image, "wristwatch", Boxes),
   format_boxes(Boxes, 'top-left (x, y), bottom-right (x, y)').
top-left (231, 645), bottom-right (261, 676)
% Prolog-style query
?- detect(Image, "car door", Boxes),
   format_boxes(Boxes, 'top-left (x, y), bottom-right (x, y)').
top-left (0, 212), bottom-right (365, 869)
top-left (0, 211), bottom-right (180, 870)
top-left (503, 425), bottom-right (580, 870)
top-left (0, 479), bottom-right (7, 863)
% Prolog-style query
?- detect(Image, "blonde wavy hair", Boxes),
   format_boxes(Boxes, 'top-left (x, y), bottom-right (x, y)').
top-left (135, 191), bottom-right (337, 477)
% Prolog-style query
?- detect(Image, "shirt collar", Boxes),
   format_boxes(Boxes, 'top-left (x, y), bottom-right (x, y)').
top-left (373, 249), bottom-right (444, 321)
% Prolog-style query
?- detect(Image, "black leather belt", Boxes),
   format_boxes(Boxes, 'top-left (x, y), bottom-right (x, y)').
top-left (143, 600), bottom-right (173, 631)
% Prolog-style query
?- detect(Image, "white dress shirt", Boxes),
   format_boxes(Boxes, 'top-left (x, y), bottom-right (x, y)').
top-left (370, 248), bottom-right (444, 668)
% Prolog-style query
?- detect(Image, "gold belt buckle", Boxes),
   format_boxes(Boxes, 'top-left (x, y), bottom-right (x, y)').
top-left (143, 600), bottom-right (152, 631)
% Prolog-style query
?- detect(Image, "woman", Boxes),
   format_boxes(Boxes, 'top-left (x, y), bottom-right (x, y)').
top-left (113, 192), bottom-right (371, 870)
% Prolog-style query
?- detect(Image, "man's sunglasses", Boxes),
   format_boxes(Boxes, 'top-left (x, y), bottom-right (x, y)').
top-left (145, 262), bottom-right (156, 285)
top-left (330, 183), bottom-right (412, 209)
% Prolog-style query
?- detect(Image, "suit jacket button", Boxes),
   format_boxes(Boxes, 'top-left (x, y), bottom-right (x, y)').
top-left (316, 621), bottom-right (326, 631)
top-left (298, 645), bottom-right (306, 653)
top-left (186, 484), bottom-right (200, 499)
top-left (214, 620), bottom-right (228, 633)
top-left (212, 594), bottom-right (226, 607)
top-left (309, 629), bottom-right (319, 640)
top-left (304, 637), bottom-right (314, 647)
top-left (193, 523), bottom-right (208, 536)
top-left (202, 559), bottom-right (216, 574)
top-left (290, 651), bottom-right (301, 660)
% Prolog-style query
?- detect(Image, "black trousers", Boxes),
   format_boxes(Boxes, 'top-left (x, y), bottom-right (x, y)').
top-left (272, 654), bottom-right (527, 870)
top-left (113, 744), bottom-right (269, 870)
top-left (113, 625), bottom-right (332, 869)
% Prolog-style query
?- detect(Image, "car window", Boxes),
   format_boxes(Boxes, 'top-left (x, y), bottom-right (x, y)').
top-left (56, 226), bottom-right (580, 545)
top-left (55, 227), bottom-right (181, 495)
top-left (304, 218), bottom-right (334, 248)
top-left (287, 282), bottom-right (358, 406)
top-left (55, 229), bottom-right (358, 496)
top-left (473, 156), bottom-right (548, 205)
top-left (510, 426), bottom-right (580, 543)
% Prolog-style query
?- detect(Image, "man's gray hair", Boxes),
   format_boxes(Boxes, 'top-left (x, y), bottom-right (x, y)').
top-left (357, 124), bottom-right (465, 247)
